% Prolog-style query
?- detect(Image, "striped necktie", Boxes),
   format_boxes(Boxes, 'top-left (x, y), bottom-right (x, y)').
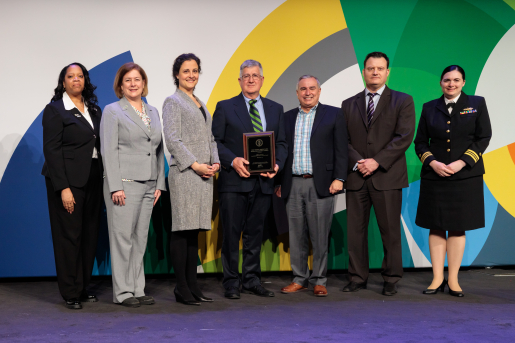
top-left (249, 99), bottom-right (263, 132)
top-left (367, 93), bottom-right (378, 127)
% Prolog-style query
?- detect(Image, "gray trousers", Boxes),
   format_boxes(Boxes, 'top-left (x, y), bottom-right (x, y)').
top-left (104, 179), bottom-right (156, 303)
top-left (285, 177), bottom-right (334, 287)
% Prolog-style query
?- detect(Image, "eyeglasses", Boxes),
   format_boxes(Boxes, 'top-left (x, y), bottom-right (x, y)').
top-left (241, 74), bottom-right (262, 81)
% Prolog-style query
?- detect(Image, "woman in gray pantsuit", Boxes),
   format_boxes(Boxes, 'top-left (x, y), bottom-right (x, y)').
top-left (162, 53), bottom-right (219, 305)
top-left (101, 63), bottom-right (166, 307)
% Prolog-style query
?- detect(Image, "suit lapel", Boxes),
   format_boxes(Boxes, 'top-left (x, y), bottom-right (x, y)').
top-left (234, 93), bottom-right (254, 133)
top-left (120, 97), bottom-right (151, 138)
top-left (355, 90), bottom-right (367, 128)
top-left (369, 86), bottom-right (390, 127)
top-left (310, 103), bottom-right (326, 137)
top-left (436, 95), bottom-right (449, 117)
top-left (68, 107), bottom-right (95, 133)
top-left (262, 97), bottom-right (274, 132)
top-left (289, 109), bottom-right (299, 147)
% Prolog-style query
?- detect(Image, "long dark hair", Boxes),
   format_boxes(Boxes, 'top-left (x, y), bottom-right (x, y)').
top-left (172, 53), bottom-right (201, 87)
top-left (51, 62), bottom-right (98, 110)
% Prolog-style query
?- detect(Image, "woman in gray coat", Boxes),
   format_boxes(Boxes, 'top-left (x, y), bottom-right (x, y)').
top-left (101, 63), bottom-right (166, 308)
top-left (162, 53), bottom-right (219, 305)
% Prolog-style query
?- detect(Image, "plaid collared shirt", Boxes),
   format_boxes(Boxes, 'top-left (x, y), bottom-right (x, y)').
top-left (292, 103), bottom-right (318, 175)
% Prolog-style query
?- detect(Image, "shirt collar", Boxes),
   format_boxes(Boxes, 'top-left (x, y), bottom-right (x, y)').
top-left (63, 92), bottom-right (87, 112)
top-left (243, 94), bottom-right (261, 105)
top-left (298, 102), bottom-right (319, 114)
top-left (444, 93), bottom-right (461, 104)
top-left (365, 84), bottom-right (386, 97)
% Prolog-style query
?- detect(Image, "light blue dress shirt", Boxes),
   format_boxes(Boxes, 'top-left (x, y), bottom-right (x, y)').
top-left (243, 94), bottom-right (266, 131)
top-left (292, 103), bottom-right (318, 175)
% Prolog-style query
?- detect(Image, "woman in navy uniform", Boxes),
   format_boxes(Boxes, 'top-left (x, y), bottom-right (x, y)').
top-left (414, 65), bottom-right (492, 297)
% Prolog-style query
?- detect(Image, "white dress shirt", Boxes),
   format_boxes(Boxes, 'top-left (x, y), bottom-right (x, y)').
top-left (62, 92), bottom-right (98, 158)
top-left (444, 93), bottom-right (461, 114)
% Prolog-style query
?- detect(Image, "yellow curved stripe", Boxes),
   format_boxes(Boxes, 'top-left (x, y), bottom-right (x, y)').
top-left (200, 0), bottom-right (347, 267)
top-left (483, 146), bottom-right (515, 217)
top-left (206, 0), bottom-right (346, 114)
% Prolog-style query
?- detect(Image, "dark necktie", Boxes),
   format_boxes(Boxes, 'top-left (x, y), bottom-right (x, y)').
top-left (367, 93), bottom-right (378, 127)
top-left (249, 99), bottom-right (263, 132)
top-left (447, 102), bottom-right (455, 113)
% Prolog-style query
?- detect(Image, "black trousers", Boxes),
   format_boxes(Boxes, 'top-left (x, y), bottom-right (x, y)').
top-left (346, 178), bottom-right (403, 284)
top-left (45, 159), bottom-right (102, 300)
top-left (219, 181), bottom-right (271, 289)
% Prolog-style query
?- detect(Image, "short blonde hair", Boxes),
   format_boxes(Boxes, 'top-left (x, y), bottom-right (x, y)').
top-left (113, 62), bottom-right (149, 99)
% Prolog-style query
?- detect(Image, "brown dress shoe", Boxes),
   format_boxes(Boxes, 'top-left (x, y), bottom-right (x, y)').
top-left (314, 285), bottom-right (328, 297)
top-left (281, 282), bottom-right (307, 294)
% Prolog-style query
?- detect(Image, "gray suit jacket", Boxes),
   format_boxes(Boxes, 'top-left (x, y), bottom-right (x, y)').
top-left (162, 89), bottom-right (219, 231)
top-left (100, 97), bottom-right (166, 193)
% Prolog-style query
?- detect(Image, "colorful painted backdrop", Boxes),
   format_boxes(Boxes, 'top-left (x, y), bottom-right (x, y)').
top-left (0, 0), bottom-right (514, 277)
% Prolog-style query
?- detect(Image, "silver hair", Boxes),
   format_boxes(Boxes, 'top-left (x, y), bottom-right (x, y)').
top-left (296, 75), bottom-right (321, 90)
top-left (239, 60), bottom-right (263, 78)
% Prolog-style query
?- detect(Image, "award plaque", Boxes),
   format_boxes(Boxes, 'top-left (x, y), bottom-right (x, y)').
top-left (243, 131), bottom-right (275, 174)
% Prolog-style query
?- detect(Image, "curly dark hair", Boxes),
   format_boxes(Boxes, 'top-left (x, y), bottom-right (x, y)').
top-left (51, 62), bottom-right (98, 110)
top-left (172, 53), bottom-right (201, 87)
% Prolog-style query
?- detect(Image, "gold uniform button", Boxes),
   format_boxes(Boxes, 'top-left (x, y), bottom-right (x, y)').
top-left (447, 139), bottom-right (450, 143)
top-left (447, 121), bottom-right (451, 124)
top-left (447, 149), bottom-right (450, 152)
top-left (446, 130), bottom-right (450, 133)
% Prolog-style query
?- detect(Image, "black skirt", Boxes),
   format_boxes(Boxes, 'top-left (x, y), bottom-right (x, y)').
top-left (415, 176), bottom-right (484, 231)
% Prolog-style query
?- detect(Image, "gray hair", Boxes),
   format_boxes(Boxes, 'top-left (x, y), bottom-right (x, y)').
top-left (239, 60), bottom-right (263, 78)
top-left (296, 75), bottom-right (321, 90)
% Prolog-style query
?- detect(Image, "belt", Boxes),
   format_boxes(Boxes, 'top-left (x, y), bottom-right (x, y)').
top-left (292, 174), bottom-right (313, 178)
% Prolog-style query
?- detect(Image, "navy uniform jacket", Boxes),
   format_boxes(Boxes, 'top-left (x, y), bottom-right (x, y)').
top-left (279, 103), bottom-right (348, 199)
top-left (414, 92), bottom-right (492, 180)
top-left (212, 93), bottom-right (288, 194)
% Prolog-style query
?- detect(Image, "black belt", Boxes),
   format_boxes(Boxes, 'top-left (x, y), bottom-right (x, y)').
top-left (292, 174), bottom-right (313, 178)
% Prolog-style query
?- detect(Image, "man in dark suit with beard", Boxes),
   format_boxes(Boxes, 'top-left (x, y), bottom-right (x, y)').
top-left (341, 52), bottom-right (415, 296)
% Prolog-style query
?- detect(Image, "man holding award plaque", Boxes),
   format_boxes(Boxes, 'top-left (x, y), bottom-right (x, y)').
top-left (276, 75), bottom-right (348, 297)
top-left (212, 60), bottom-right (287, 299)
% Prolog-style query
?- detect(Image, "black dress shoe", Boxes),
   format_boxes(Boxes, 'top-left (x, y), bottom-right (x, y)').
top-left (382, 282), bottom-right (397, 296)
top-left (174, 287), bottom-right (201, 306)
top-left (224, 286), bottom-right (241, 299)
top-left (121, 297), bottom-right (141, 308)
top-left (192, 292), bottom-right (214, 302)
top-left (449, 288), bottom-right (464, 297)
top-left (136, 296), bottom-right (155, 305)
top-left (80, 291), bottom-right (98, 303)
top-left (242, 285), bottom-right (275, 297)
top-left (423, 279), bottom-right (447, 295)
top-left (65, 298), bottom-right (82, 310)
top-left (341, 281), bottom-right (367, 292)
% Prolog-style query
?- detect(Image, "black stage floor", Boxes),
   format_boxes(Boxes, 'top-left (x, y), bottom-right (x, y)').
top-left (0, 270), bottom-right (514, 342)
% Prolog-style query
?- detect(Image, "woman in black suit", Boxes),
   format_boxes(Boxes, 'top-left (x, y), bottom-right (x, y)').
top-left (414, 65), bottom-right (492, 297)
top-left (42, 62), bottom-right (103, 309)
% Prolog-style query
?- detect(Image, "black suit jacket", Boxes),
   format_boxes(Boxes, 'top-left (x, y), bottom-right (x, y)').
top-left (41, 99), bottom-right (102, 191)
top-left (414, 92), bottom-right (492, 180)
top-left (341, 86), bottom-right (415, 191)
top-left (280, 103), bottom-right (348, 199)
top-left (212, 93), bottom-right (287, 194)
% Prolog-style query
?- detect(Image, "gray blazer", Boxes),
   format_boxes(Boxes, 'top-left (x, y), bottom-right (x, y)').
top-left (162, 89), bottom-right (219, 231)
top-left (100, 97), bottom-right (166, 193)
